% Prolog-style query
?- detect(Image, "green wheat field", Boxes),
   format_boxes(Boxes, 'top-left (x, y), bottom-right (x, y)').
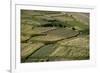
top-left (21, 10), bottom-right (90, 63)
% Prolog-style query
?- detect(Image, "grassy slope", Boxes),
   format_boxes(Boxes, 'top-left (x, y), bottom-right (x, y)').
top-left (21, 10), bottom-right (89, 62)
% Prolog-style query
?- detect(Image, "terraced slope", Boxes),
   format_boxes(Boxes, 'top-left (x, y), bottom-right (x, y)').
top-left (29, 28), bottom-right (79, 43)
top-left (50, 36), bottom-right (89, 60)
top-left (21, 42), bottom-right (44, 62)
top-left (21, 10), bottom-right (89, 63)
top-left (22, 27), bottom-right (56, 36)
top-left (26, 44), bottom-right (57, 62)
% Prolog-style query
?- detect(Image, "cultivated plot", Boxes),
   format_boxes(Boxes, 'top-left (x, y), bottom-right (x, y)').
top-left (21, 10), bottom-right (90, 63)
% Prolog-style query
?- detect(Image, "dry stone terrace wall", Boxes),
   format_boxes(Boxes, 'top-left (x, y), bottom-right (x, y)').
top-left (21, 10), bottom-right (89, 63)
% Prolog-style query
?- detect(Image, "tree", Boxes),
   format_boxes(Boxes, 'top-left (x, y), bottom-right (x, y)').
top-left (72, 27), bottom-right (76, 30)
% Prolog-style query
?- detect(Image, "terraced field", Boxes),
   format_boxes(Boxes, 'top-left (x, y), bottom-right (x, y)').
top-left (21, 10), bottom-right (90, 63)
